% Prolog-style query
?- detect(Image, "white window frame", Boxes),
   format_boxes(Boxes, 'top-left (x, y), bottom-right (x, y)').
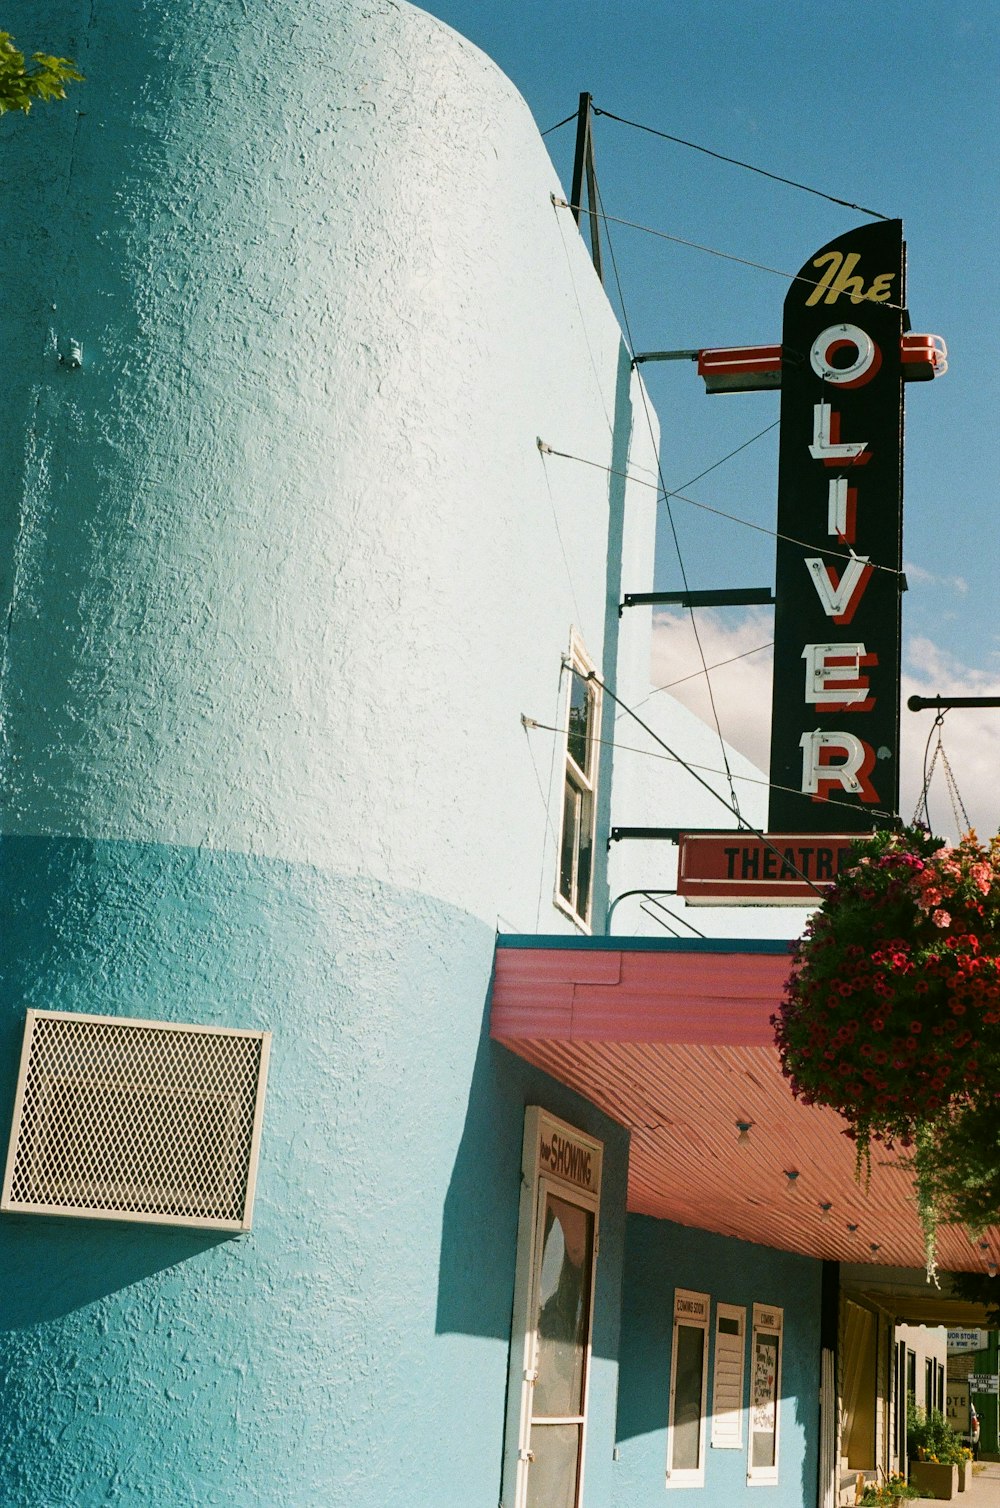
top-left (554, 632), bottom-right (601, 933)
top-left (711, 1302), bottom-right (747, 1450)
top-left (666, 1288), bottom-right (711, 1488)
top-left (747, 1302), bottom-right (783, 1487)
top-left (501, 1108), bottom-right (603, 1508)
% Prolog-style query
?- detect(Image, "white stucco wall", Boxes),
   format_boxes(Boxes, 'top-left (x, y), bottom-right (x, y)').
top-left (1, 0), bottom-right (659, 938)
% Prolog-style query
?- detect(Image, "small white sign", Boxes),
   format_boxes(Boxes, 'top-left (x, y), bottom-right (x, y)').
top-left (948, 1329), bottom-right (987, 1354)
top-left (968, 1373), bottom-right (999, 1394)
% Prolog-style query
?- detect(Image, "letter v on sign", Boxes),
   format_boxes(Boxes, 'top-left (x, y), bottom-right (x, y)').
top-left (804, 554), bottom-right (873, 625)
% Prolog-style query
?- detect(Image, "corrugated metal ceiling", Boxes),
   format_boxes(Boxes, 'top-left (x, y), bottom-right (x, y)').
top-left (491, 942), bottom-right (1000, 1281)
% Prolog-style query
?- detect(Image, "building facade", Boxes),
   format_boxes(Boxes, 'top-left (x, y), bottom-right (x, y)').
top-left (0, 4), bottom-right (993, 1507)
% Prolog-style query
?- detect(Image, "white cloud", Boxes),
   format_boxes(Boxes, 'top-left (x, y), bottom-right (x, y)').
top-left (648, 608), bottom-right (773, 772)
top-left (902, 638), bottom-right (1000, 842)
top-left (649, 612), bottom-right (1000, 843)
top-left (903, 560), bottom-right (969, 595)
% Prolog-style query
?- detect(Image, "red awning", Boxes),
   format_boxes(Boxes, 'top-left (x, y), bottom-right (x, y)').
top-left (490, 938), bottom-right (999, 1276)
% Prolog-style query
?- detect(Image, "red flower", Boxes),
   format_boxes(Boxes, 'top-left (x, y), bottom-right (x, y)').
top-left (773, 824), bottom-right (1000, 1150)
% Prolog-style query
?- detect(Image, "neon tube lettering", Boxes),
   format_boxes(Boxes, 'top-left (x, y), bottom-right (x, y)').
top-left (808, 402), bottom-right (870, 466)
top-left (804, 555), bottom-right (874, 625)
top-left (827, 478), bottom-right (857, 543)
top-left (802, 643), bottom-right (876, 712)
top-left (799, 730), bottom-right (878, 803)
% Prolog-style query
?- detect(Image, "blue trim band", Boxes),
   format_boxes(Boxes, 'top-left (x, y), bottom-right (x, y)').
top-left (495, 934), bottom-right (794, 954)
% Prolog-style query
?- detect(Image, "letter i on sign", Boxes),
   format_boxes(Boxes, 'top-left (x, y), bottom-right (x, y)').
top-left (827, 478), bottom-right (857, 543)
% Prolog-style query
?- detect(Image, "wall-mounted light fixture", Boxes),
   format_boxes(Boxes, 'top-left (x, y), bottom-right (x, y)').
top-left (847, 1222), bottom-right (859, 1233)
top-left (870, 1242), bottom-right (880, 1254)
top-left (784, 1169), bottom-right (800, 1192)
top-left (819, 1201), bottom-right (832, 1216)
top-left (988, 1261), bottom-right (998, 1278)
top-left (736, 1120), bottom-right (752, 1145)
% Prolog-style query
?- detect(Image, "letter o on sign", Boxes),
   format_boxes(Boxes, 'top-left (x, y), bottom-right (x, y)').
top-left (810, 323), bottom-right (881, 388)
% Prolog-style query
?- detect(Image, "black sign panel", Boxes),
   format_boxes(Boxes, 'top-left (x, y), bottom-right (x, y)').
top-left (767, 220), bottom-right (905, 832)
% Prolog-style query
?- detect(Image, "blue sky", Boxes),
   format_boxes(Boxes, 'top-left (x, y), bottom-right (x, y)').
top-left (419, 1), bottom-right (1000, 836)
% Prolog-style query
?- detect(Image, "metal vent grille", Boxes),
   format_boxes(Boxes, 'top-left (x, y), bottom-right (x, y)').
top-left (2, 1011), bottom-right (270, 1230)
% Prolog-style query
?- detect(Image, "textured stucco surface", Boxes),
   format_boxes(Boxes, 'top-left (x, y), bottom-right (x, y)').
top-left (0, 2), bottom-right (648, 1504)
top-left (0, 0), bottom-right (658, 934)
top-left (0, 838), bottom-right (628, 1506)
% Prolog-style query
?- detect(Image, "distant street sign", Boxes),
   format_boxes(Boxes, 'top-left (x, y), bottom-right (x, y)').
top-left (948, 1328), bottom-right (987, 1354)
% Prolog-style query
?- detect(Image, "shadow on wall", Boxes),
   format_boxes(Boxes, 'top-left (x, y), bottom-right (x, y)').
top-left (0, 1217), bottom-right (230, 1331)
top-left (434, 974), bottom-right (628, 1350)
top-left (0, 838), bottom-right (237, 1326)
top-left (432, 344), bottom-right (639, 1341)
top-left (615, 1214), bottom-right (823, 1508)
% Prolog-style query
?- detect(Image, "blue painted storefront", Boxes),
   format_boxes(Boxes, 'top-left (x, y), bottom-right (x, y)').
top-left (614, 1217), bottom-right (823, 1508)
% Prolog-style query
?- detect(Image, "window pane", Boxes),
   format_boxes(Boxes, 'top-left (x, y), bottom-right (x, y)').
top-left (525, 1423), bottom-right (581, 1508)
top-left (672, 1323), bottom-right (705, 1471)
top-left (559, 784), bottom-right (580, 907)
top-left (575, 791), bottom-right (593, 924)
top-left (567, 672), bottom-right (592, 775)
top-left (533, 1195), bottom-right (594, 1418)
top-left (751, 1333), bottom-right (779, 1468)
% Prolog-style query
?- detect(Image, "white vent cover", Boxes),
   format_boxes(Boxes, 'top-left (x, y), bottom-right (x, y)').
top-left (2, 1010), bottom-right (270, 1231)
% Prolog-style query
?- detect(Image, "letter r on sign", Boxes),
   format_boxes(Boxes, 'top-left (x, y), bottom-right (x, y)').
top-left (800, 730), bottom-right (878, 803)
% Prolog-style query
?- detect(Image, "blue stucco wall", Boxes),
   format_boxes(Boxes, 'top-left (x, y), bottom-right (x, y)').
top-left (0, 836), bottom-right (629, 1505)
top-left (612, 1216), bottom-right (823, 1508)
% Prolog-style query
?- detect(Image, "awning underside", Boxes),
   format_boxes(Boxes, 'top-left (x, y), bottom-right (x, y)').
top-left (491, 939), bottom-right (1000, 1285)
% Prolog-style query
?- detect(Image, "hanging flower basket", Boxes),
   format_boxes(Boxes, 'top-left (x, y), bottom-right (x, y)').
top-left (771, 825), bottom-right (1000, 1271)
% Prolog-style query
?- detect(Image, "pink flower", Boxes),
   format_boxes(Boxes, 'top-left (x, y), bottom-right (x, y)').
top-left (932, 909), bottom-right (952, 928)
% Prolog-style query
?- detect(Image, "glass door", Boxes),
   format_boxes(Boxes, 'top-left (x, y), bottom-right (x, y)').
top-left (523, 1185), bottom-right (596, 1508)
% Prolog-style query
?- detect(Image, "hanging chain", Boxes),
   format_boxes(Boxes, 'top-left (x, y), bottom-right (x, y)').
top-left (939, 740), bottom-right (971, 835)
top-left (913, 714), bottom-right (943, 828)
top-left (913, 712), bottom-right (971, 835)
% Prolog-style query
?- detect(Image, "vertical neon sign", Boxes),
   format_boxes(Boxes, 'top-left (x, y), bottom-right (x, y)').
top-left (767, 220), bottom-right (905, 832)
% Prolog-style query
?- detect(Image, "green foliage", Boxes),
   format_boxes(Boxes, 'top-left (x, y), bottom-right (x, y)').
top-left (857, 1471), bottom-right (919, 1505)
top-left (906, 1400), bottom-right (969, 1465)
top-left (0, 31), bottom-right (83, 115)
top-left (774, 825), bottom-right (1000, 1142)
top-left (918, 1093), bottom-right (1000, 1232)
top-left (950, 1269), bottom-right (1000, 1326)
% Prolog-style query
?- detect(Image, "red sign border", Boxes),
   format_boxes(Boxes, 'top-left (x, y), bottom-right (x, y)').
top-left (677, 832), bottom-right (864, 905)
